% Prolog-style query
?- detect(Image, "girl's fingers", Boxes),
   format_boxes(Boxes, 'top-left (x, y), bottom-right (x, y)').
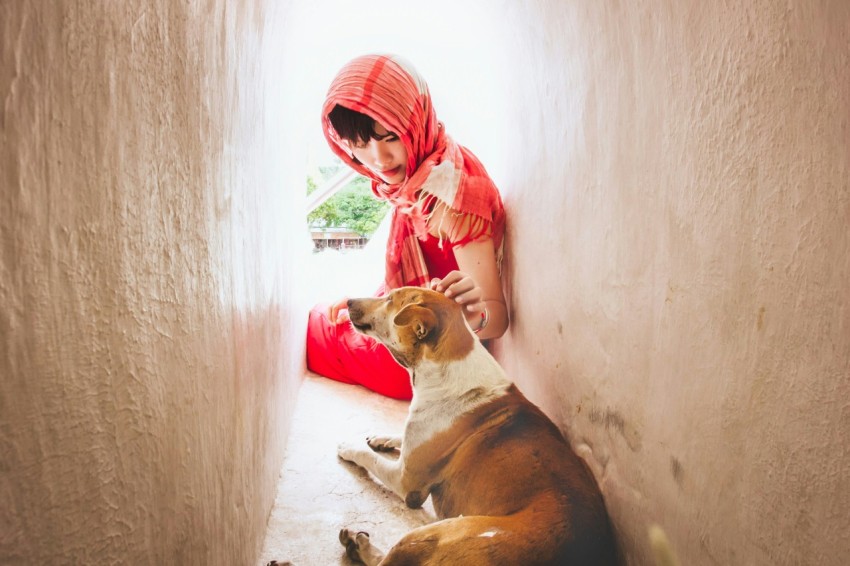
top-left (437, 272), bottom-right (482, 312)
top-left (442, 274), bottom-right (473, 298)
top-left (465, 301), bottom-right (486, 313)
top-left (328, 297), bottom-right (350, 323)
top-left (454, 285), bottom-right (482, 306)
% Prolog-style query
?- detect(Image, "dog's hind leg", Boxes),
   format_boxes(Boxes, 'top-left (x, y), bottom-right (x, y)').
top-left (339, 529), bottom-right (385, 566)
top-left (379, 514), bottom-right (556, 566)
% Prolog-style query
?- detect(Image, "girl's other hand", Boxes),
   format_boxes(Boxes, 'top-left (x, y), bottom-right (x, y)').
top-left (430, 271), bottom-right (485, 313)
top-left (328, 296), bottom-right (351, 324)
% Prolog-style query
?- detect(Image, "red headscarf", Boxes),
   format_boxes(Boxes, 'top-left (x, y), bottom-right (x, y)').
top-left (322, 54), bottom-right (505, 290)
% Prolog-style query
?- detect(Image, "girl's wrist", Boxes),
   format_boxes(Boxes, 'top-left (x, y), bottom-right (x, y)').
top-left (473, 306), bottom-right (490, 334)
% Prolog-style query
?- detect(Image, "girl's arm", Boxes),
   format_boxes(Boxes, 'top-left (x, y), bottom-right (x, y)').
top-left (427, 202), bottom-right (508, 339)
top-left (440, 239), bottom-right (508, 340)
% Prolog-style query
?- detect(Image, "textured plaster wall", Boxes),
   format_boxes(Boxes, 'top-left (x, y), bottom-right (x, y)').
top-left (489, 2), bottom-right (850, 565)
top-left (1, 1), bottom-right (304, 564)
top-left (4, 1), bottom-right (849, 565)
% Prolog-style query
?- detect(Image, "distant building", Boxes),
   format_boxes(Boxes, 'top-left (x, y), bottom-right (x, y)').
top-left (309, 226), bottom-right (368, 251)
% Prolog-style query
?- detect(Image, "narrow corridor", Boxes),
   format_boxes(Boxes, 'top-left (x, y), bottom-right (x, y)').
top-left (3, 2), bottom-right (848, 564)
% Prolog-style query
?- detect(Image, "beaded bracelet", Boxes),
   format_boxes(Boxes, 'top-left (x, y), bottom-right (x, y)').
top-left (473, 306), bottom-right (490, 334)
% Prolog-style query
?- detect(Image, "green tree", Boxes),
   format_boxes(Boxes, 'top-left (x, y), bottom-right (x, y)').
top-left (307, 175), bottom-right (389, 238)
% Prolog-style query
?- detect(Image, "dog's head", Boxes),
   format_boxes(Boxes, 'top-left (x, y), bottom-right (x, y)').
top-left (347, 287), bottom-right (475, 369)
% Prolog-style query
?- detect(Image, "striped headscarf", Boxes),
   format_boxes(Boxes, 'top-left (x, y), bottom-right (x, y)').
top-left (321, 54), bottom-right (505, 290)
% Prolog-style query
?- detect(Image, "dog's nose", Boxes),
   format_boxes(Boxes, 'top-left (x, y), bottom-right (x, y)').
top-left (347, 299), bottom-right (354, 309)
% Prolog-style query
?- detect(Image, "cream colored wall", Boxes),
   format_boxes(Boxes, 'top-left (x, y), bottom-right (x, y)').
top-left (1, 1), bottom-right (306, 564)
top-left (490, 2), bottom-right (850, 565)
top-left (4, 1), bottom-right (848, 565)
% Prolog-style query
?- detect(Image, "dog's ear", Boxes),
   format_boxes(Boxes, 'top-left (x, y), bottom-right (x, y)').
top-left (393, 304), bottom-right (437, 341)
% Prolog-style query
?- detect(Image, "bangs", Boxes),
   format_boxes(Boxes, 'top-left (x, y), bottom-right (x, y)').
top-left (328, 105), bottom-right (381, 143)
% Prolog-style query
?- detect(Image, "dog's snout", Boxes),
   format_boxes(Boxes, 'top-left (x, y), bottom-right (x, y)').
top-left (346, 298), bottom-right (374, 334)
top-left (346, 299), bottom-right (364, 323)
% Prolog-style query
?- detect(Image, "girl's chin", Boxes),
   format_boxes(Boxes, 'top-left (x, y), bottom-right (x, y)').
top-left (378, 172), bottom-right (405, 184)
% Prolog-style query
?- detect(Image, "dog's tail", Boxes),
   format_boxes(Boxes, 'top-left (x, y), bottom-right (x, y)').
top-left (648, 524), bottom-right (681, 566)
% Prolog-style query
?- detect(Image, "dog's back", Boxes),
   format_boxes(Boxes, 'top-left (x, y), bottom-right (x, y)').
top-left (402, 385), bottom-right (617, 565)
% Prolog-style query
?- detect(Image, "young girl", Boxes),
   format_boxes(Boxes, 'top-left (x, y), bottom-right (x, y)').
top-left (306, 54), bottom-right (507, 400)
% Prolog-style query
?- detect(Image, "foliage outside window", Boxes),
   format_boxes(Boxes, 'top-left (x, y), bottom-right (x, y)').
top-left (307, 166), bottom-right (389, 238)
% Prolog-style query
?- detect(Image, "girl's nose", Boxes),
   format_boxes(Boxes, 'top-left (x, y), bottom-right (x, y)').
top-left (369, 141), bottom-right (391, 167)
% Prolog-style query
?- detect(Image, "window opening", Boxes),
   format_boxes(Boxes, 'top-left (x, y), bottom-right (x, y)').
top-left (306, 159), bottom-right (390, 253)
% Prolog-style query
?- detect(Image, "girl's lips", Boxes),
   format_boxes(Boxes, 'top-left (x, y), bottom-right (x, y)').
top-left (381, 166), bottom-right (401, 177)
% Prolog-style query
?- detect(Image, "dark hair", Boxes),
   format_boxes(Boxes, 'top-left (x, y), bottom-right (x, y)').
top-left (328, 104), bottom-right (384, 143)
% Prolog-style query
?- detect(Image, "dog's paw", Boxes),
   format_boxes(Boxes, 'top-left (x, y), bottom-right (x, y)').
top-left (337, 441), bottom-right (362, 463)
top-left (266, 561), bottom-right (293, 566)
top-left (367, 435), bottom-right (401, 452)
top-left (340, 528), bottom-right (371, 561)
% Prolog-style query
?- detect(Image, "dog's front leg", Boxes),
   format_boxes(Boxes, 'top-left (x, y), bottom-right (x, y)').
top-left (367, 435), bottom-right (401, 452)
top-left (338, 440), bottom-right (405, 500)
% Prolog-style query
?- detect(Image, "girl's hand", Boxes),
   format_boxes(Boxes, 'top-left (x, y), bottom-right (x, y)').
top-left (328, 296), bottom-right (351, 324)
top-left (430, 271), bottom-right (485, 313)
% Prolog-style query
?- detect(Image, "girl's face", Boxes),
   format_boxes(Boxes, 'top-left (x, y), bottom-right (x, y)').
top-left (347, 122), bottom-right (408, 185)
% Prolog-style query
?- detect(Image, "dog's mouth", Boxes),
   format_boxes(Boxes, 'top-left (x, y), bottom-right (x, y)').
top-left (350, 321), bottom-right (372, 332)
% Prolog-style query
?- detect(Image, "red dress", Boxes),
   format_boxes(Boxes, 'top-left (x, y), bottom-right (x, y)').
top-left (306, 233), bottom-right (459, 400)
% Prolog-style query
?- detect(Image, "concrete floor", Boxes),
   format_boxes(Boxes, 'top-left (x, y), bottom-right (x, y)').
top-left (258, 374), bottom-right (435, 566)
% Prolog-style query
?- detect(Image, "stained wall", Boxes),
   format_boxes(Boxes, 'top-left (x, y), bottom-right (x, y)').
top-left (1, 1), bottom-right (305, 564)
top-left (490, 2), bottom-right (850, 564)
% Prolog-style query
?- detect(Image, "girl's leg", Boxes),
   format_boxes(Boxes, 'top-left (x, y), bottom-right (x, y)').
top-left (306, 305), bottom-right (413, 400)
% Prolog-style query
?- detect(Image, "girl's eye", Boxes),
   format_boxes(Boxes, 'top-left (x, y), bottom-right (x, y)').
top-left (375, 132), bottom-right (399, 143)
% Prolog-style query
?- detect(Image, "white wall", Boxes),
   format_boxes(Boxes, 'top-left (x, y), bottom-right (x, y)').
top-left (489, 2), bottom-right (850, 565)
top-left (0, 1), bottom-right (304, 563)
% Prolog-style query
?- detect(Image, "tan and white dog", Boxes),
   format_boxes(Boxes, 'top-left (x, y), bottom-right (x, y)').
top-left (336, 287), bottom-right (618, 565)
